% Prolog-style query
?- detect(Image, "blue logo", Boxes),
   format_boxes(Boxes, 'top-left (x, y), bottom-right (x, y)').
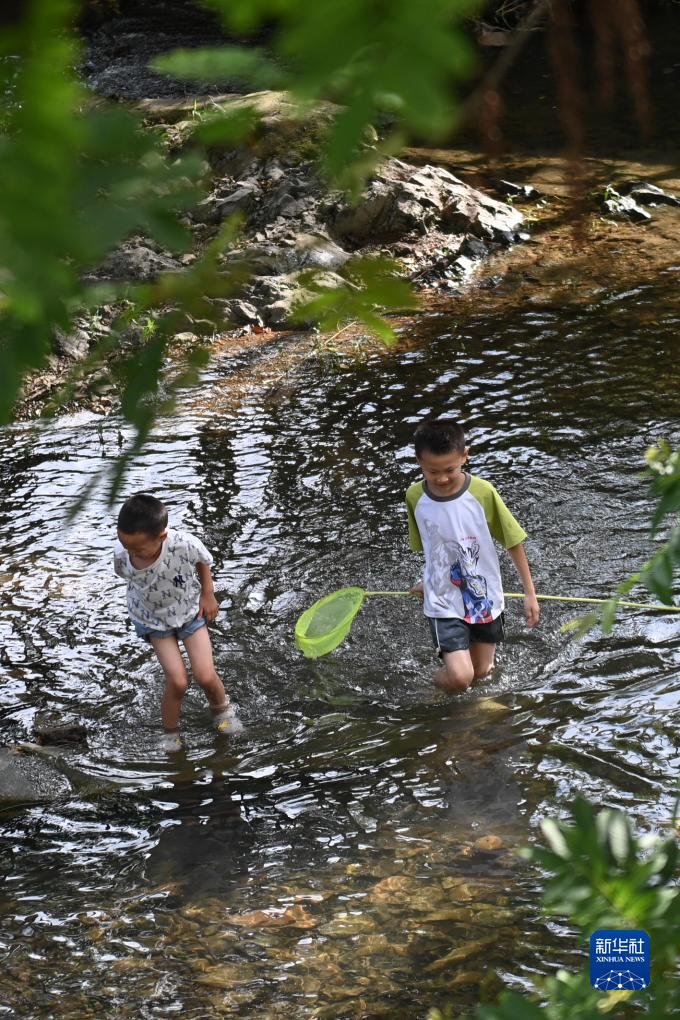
top-left (590, 929), bottom-right (650, 990)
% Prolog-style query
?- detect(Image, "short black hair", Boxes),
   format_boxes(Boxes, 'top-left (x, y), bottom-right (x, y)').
top-left (414, 418), bottom-right (467, 457)
top-left (117, 493), bottom-right (168, 536)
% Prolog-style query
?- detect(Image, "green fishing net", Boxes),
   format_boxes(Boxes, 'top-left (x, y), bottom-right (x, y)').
top-left (295, 587), bottom-right (367, 658)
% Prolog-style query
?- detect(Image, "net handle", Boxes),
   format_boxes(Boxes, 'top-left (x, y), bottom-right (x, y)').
top-left (363, 590), bottom-right (680, 612)
top-left (504, 592), bottom-right (680, 612)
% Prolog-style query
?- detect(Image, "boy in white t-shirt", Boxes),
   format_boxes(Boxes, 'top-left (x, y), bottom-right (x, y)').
top-left (114, 492), bottom-right (239, 750)
top-left (406, 418), bottom-right (539, 693)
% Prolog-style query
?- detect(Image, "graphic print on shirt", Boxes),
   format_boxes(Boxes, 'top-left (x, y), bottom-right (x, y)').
top-left (114, 529), bottom-right (213, 629)
top-left (449, 540), bottom-right (494, 624)
top-left (422, 519), bottom-right (462, 600)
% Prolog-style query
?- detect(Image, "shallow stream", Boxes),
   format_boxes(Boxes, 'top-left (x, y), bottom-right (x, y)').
top-left (1, 255), bottom-right (679, 1017)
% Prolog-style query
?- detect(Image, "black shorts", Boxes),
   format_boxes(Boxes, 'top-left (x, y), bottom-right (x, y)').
top-left (428, 614), bottom-right (505, 656)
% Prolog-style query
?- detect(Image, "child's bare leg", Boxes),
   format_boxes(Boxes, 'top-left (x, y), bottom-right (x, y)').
top-left (470, 642), bottom-right (496, 681)
top-left (149, 635), bottom-right (189, 731)
top-left (183, 626), bottom-right (228, 713)
top-left (435, 650), bottom-right (475, 693)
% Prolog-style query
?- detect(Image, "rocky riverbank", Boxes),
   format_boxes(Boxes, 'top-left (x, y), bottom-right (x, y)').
top-left (22, 87), bottom-right (533, 419)
top-left (17, 0), bottom-right (680, 419)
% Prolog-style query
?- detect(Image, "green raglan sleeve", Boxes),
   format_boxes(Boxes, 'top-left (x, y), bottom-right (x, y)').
top-left (405, 482), bottom-right (424, 552)
top-left (469, 477), bottom-right (528, 549)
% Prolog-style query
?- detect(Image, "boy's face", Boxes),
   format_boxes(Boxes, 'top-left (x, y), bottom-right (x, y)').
top-left (417, 447), bottom-right (469, 498)
top-left (117, 528), bottom-right (167, 562)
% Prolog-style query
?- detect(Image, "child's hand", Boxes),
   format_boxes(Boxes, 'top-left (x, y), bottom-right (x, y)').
top-left (410, 581), bottom-right (424, 597)
top-left (199, 591), bottom-right (220, 623)
top-left (524, 594), bottom-right (540, 628)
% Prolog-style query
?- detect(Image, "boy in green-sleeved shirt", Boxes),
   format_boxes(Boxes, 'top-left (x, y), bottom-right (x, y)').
top-left (406, 418), bottom-right (539, 693)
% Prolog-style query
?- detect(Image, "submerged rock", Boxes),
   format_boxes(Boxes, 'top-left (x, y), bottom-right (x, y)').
top-left (33, 710), bottom-right (88, 746)
top-left (224, 904), bottom-right (317, 928)
top-left (0, 747), bottom-right (71, 805)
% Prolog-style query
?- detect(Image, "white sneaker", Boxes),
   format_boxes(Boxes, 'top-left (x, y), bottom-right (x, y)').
top-left (213, 704), bottom-right (244, 736)
top-left (158, 730), bottom-right (182, 752)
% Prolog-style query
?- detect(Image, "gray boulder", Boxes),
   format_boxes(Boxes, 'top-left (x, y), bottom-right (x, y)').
top-left (219, 299), bottom-right (264, 327)
top-left (53, 326), bottom-right (90, 361)
top-left (626, 182), bottom-right (680, 207)
top-left (249, 269), bottom-right (346, 327)
top-left (602, 189), bottom-right (651, 223)
top-left (193, 181), bottom-right (261, 224)
top-left (245, 233), bottom-right (350, 276)
top-left (0, 747), bottom-right (71, 806)
top-left (98, 243), bottom-right (183, 281)
top-left (328, 159), bottom-right (523, 245)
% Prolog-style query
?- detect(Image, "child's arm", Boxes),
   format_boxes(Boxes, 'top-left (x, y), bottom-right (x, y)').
top-left (507, 543), bottom-right (540, 628)
top-left (196, 562), bottom-right (220, 622)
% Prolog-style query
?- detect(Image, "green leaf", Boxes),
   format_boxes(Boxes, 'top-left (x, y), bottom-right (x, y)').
top-left (560, 611), bottom-right (599, 638)
top-left (192, 107), bottom-right (257, 145)
top-left (603, 811), bottom-right (632, 866)
top-left (600, 598), bottom-right (619, 634)
top-left (476, 992), bottom-right (545, 1020)
top-left (152, 46), bottom-right (284, 88)
top-left (540, 819), bottom-right (571, 860)
top-left (642, 551), bottom-right (674, 604)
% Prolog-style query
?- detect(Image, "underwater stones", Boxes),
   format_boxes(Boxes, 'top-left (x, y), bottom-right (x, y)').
top-left (195, 962), bottom-right (258, 988)
top-left (472, 905), bottom-right (516, 926)
top-left (319, 912), bottom-right (377, 936)
top-left (476, 697), bottom-right (509, 713)
top-left (420, 906), bottom-right (476, 924)
top-left (368, 874), bottom-right (417, 904)
top-left (425, 935), bottom-right (498, 973)
top-left (473, 834), bottom-right (504, 851)
top-left (223, 904), bottom-right (317, 928)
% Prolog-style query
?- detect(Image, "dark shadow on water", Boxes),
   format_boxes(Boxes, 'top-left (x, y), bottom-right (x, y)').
top-left (143, 775), bottom-right (253, 896)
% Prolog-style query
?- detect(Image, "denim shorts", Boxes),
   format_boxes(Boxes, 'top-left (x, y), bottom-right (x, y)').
top-left (428, 613), bottom-right (505, 656)
top-left (133, 614), bottom-right (206, 643)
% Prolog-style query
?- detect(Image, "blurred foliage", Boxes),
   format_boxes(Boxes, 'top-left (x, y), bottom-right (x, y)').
top-left (158, 0), bottom-right (481, 177)
top-left (428, 796), bottom-right (680, 1020)
top-left (0, 0), bottom-right (486, 501)
top-left (561, 441), bottom-right (680, 637)
top-left (293, 257), bottom-right (419, 343)
top-left (643, 441), bottom-right (680, 602)
top-left (0, 0), bottom-right (206, 422)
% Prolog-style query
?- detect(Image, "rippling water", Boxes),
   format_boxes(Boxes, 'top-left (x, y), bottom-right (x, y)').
top-left (0, 276), bottom-right (678, 1017)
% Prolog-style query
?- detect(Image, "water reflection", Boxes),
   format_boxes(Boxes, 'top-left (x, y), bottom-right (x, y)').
top-left (0, 278), bottom-right (678, 1015)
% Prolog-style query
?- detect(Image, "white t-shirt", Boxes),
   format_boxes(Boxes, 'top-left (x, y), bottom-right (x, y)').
top-left (113, 528), bottom-right (214, 629)
top-left (406, 475), bottom-right (527, 622)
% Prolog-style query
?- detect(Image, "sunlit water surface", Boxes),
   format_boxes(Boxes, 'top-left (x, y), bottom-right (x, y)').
top-left (0, 277), bottom-right (679, 1018)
